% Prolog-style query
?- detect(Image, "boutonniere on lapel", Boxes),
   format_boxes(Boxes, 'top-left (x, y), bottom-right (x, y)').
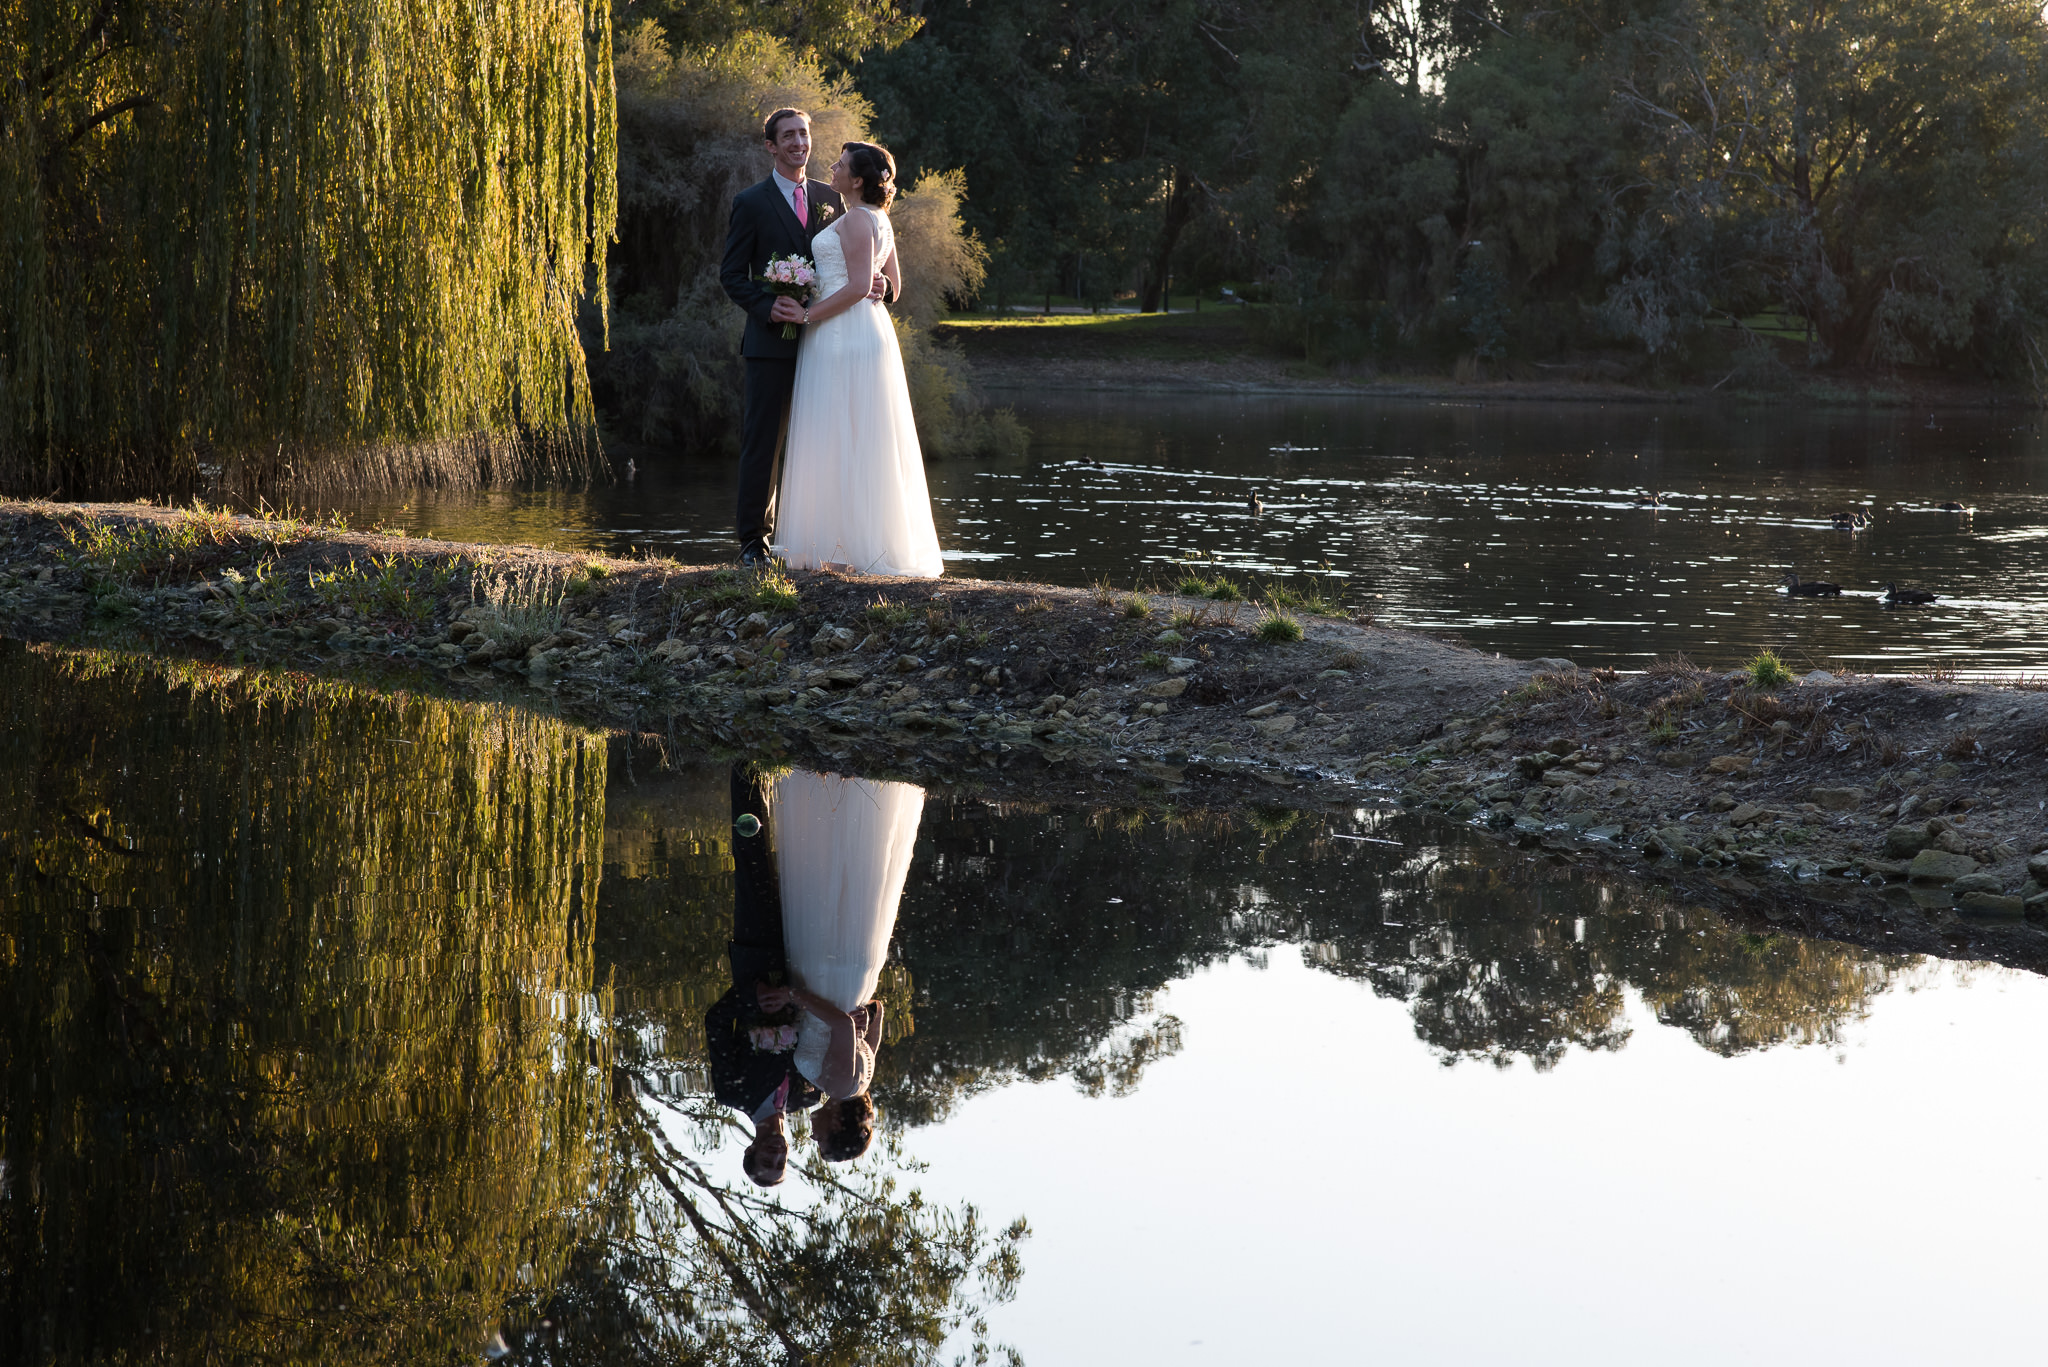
top-left (813, 201), bottom-right (837, 226)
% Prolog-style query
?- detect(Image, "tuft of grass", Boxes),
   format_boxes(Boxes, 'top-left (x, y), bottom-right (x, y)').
top-left (1016, 596), bottom-right (1054, 614)
top-left (1941, 729), bottom-right (1981, 762)
top-left (1746, 650), bottom-right (1794, 689)
top-left (1141, 651), bottom-right (1168, 669)
top-left (1175, 573), bottom-right (1210, 597)
top-left (470, 564), bottom-right (568, 648)
top-left (309, 553), bottom-right (457, 627)
top-left (1090, 578), bottom-right (1118, 607)
top-left (1204, 578), bottom-right (1243, 602)
top-left (867, 596), bottom-right (916, 625)
top-left (1256, 610), bottom-right (1303, 644)
top-left (750, 567), bottom-right (799, 611)
top-left (1169, 607), bottom-right (1204, 632)
top-left (583, 560), bottom-right (612, 580)
top-left (1330, 649), bottom-right (1362, 671)
top-left (1124, 594), bottom-right (1152, 619)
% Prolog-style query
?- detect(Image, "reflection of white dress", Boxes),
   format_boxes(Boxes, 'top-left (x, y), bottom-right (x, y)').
top-left (773, 207), bottom-right (945, 578)
top-left (772, 770), bottom-right (926, 1097)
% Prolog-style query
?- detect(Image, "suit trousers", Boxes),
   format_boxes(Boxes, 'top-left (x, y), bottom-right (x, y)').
top-left (738, 357), bottom-right (798, 547)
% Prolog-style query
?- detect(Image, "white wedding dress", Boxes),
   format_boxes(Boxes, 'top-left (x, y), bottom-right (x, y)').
top-left (771, 769), bottom-right (927, 1097)
top-left (774, 206), bottom-right (946, 578)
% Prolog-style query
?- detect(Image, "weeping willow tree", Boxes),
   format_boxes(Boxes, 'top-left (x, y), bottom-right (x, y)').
top-left (0, 642), bottom-right (612, 1364)
top-left (0, 0), bottom-right (617, 498)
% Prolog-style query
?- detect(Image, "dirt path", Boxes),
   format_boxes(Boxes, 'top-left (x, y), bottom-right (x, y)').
top-left (6, 499), bottom-right (2046, 963)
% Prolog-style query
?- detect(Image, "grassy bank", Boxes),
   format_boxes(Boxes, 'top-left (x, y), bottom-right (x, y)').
top-left (937, 310), bottom-right (2043, 408)
top-left (5, 499), bottom-right (2048, 970)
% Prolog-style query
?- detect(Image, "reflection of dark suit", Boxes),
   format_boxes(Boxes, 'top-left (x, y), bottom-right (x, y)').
top-left (719, 175), bottom-right (845, 548)
top-left (705, 768), bottom-right (818, 1117)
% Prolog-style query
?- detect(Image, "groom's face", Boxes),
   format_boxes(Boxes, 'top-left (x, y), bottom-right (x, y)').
top-left (767, 116), bottom-right (811, 181)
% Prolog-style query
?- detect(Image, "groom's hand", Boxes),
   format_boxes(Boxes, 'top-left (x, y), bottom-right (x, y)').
top-left (756, 984), bottom-right (794, 1011)
top-left (770, 296), bottom-right (805, 324)
top-left (869, 273), bottom-right (888, 302)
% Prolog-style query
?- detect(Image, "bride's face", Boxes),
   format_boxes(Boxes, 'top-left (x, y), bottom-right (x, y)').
top-left (827, 151), bottom-right (861, 201)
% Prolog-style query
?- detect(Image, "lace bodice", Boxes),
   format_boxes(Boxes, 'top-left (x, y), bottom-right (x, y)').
top-left (812, 206), bottom-right (890, 297)
top-left (794, 1012), bottom-right (875, 1099)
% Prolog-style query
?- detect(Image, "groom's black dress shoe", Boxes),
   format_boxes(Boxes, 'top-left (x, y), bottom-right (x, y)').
top-left (740, 540), bottom-right (771, 567)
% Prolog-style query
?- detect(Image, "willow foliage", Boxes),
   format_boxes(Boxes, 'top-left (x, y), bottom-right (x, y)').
top-left (0, 0), bottom-right (618, 498)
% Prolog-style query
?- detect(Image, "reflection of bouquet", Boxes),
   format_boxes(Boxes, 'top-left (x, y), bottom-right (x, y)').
top-left (746, 971), bottom-right (799, 1051)
top-left (748, 1023), bottom-right (800, 1052)
top-left (758, 254), bottom-right (818, 339)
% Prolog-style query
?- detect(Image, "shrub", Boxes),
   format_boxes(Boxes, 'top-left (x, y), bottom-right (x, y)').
top-left (1257, 611), bottom-right (1303, 644)
top-left (1746, 650), bottom-right (1793, 688)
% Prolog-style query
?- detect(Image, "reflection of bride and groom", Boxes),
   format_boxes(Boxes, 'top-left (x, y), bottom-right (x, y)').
top-left (705, 767), bottom-right (924, 1185)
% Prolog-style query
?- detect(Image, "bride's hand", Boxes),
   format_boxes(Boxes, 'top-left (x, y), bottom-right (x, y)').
top-left (867, 272), bottom-right (887, 302)
top-left (770, 296), bottom-right (805, 324)
top-left (755, 983), bottom-right (793, 1012)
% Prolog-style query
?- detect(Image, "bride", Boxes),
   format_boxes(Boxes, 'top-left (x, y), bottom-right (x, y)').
top-left (754, 768), bottom-right (926, 1162)
top-left (772, 141), bottom-right (946, 579)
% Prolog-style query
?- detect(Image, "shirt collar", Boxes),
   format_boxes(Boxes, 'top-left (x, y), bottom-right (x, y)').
top-left (773, 168), bottom-right (806, 199)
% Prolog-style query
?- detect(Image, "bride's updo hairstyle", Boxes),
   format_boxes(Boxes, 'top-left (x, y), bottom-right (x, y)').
top-left (841, 142), bottom-right (896, 209)
top-left (817, 1094), bottom-right (876, 1162)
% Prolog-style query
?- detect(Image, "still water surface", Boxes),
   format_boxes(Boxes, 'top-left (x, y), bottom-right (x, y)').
top-left (5, 643), bottom-right (2046, 1363)
top-left (348, 395), bottom-right (2048, 672)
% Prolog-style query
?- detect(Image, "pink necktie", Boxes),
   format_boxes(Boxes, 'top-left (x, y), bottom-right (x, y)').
top-left (771, 1075), bottom-right (790, 1112)
top-left (792, 184), bottom-right (807, 227)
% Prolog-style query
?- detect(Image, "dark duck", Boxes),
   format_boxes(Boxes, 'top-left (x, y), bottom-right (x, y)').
top-left (1782, 571), bottom-right (1842, 597)
top-left (1829, 508), bottom-right (1871, 529)
top-left (1883, 582), bottom-right (1939, 605)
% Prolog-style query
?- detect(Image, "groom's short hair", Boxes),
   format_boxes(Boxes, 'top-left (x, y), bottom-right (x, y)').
top-left (763, 108), bottom-right (810, 143)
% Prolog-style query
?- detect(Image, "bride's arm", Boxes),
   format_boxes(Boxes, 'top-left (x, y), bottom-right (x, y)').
top-left (861, 999), bottom-right (885, 1052)
top-left (792, 986), bottom-right (862, 1094)
top-left (881, 238), bottom-right (901, 303)
top-left (802, 211), bottom-right (878, 327)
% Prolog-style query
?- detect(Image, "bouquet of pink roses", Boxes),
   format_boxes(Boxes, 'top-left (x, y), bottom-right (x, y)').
top-left (748, 1022), bottom-right (801, 1052)
top-left (758, 253), bottom-right (818, 339)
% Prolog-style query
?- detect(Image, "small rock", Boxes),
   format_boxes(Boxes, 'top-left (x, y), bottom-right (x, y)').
top-left (1540, 769), bottom-right (1579, 788)
top-left (1811, 787), bottom-right (1864, 810)
top-left (1949, 872), bottom-right (2005, 895)
top-left (736, 613), bottom-right (771, 640)
top-left (1516, 752), bottom-right (1562, 779)
top-left (1859, 857), bottom-right (1909, 879)
top-left (1317, 669), bottom-right (1352, 680)
top-left (1708, 792), bottom-right (1737, 813)
top-left (1166, 656), bottom-right (1198, 675)
top-left (1802, 669), bottom-right (1835, 683)
top-left (2027, 852), bottom-right (2048, 882)
top-left (1451, 798), bottom-right (1481, 817)
top-left (1250, 714), bottom-right (1297, 736)
top-left (1573, 761), bottom-right (1604, 775)
top-left (1476, 730), bottom-right (1510, 747)
top-left (812, 625), bottom-right (856, 655)
top-left (892, 654), bottom-right (923, 673)
top-left (1907, 849), bottom-right (1979, 882)
top-left (1656, 751), bottom-right (1693, 769)
top-left (1958, 892), bottom-right (2025, 917)
top-left (1528, 657), bottom-right (1573, 673)
top-left (1155, 629), bottom-right (1186, 644)
top-left (1729, 802), bottom-right (1767, 827)
top-left (760, 687), bottom-right (792, 705)
top-left (1707, 755), bottom-right (1752, 774)
top-left (1933, 762), bottom-right (1961, 779)
top-left (615, 629), bottom-right (647, 644)
top-left (652, 638), bottom-right (690, 659)
top-left (1146, 678), bottom-right (1190, 698)
top-left (1884, 824), bottom-right (1932, 857)
top-left (1245, 701), bottom-right (1282, 718)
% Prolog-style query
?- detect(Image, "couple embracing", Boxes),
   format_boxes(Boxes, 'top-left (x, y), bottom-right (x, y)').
top-left (707, 766), bottom-right (926, 1186)
top-left (719, 107), bottom-right (944, 579)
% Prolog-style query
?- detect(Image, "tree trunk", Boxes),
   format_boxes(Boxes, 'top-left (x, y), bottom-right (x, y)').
top-left (1138, 166), bottom-right (1197, 313)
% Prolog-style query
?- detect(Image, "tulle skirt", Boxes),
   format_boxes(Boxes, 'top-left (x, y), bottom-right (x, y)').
top-left (771, 770), bottom-right (925, 1012)
top-left (774, 299), bottom-right (945, 578)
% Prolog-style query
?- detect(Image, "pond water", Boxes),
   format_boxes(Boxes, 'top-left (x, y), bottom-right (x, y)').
top-left (6, 642), bottom-right (2047, 1364)
top-left (345, 395), bottom-right (2048, 674)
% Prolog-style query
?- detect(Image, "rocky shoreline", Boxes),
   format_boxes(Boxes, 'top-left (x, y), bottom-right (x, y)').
top-left (6, 499), bottom-right (2048, 967)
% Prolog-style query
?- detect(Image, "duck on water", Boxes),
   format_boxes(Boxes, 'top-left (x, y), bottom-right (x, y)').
top-left (1883, 582), bottom-right (1940, 605)
top-left (1782, 571), bottom-right (1843, 597)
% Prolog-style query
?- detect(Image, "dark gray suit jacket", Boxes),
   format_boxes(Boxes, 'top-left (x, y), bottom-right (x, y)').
top-left (721, 175), bottom-right (845, 361)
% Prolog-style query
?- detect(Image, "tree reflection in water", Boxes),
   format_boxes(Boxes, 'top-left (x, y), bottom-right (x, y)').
top-left (1, 643), bottom-right (1915, 1364)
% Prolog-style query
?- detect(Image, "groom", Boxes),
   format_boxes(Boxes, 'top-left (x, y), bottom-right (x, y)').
top-left (720, 107), bottom-right (894, 565)
top-left (703, 767), bottom-right (818, 1186)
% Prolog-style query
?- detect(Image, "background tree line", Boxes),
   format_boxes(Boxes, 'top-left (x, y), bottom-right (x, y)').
top-left (841, 0), bottom-right (2048, 385)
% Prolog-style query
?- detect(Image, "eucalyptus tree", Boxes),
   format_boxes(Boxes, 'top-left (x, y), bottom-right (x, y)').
top-left (1600, 0), bottom-right (2048, 371)
top-left (0, 0), bottom-right (618, 497)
